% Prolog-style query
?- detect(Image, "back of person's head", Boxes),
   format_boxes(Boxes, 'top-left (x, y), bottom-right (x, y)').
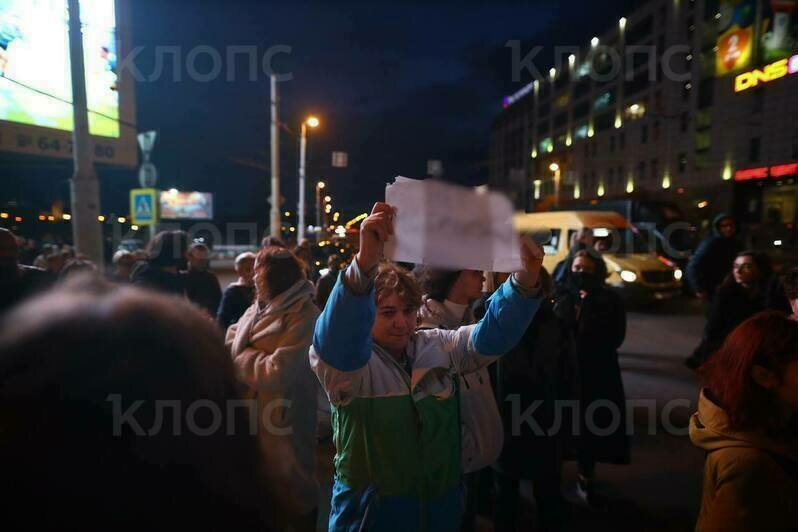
top-left (59, 259), bottom-right (97, 281)
top-left (112, 249), bottom-right (134, 266)
top-left (0, 278), bottom-right (272, 529)
top-left (260, 236), bottom-right (286, 248)
top-left (254, 246), bottom-right (305, 300)
top-left (783, 267), bottom-right (798, 301)
top-left (235, 251), bottom-right (256, 269)
top-left (327, 253), bottom-right (342, 270)
top-left (375, 262), bottom-right (422, 309)
top-left (700, 311), bottom-right (798, 431)
top-left (415, 266), bottom-right (462, 303)
top-left (146, 230), bottom-right (189, 269)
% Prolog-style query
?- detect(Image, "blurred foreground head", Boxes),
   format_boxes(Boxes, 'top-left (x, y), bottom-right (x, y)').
top-left (700, 311), bottom-right (798, 431)
top-left (0, 278), bottom-right (273, 530)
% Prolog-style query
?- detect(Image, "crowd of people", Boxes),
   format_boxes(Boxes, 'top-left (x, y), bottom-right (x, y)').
top-left (0, 205), bottom-right (796, 531)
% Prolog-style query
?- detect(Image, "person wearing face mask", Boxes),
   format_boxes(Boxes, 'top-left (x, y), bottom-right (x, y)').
top-left (691, 312), bottom-right (798, 531)
top-left (554, 250), bottom-right (628, 508)
top-left (687, 251), bottom-right (773, 370)
top-left (0, 228), bottom-right (53, 315)
top-left (310, 202), bottom-right (545, 532)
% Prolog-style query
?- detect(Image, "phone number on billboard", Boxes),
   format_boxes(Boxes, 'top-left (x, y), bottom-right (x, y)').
top-left (15, 134), bottom-right (117, 160)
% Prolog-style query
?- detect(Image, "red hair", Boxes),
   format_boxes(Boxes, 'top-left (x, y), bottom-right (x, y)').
top-left (700, 311), bottom-right (798, 430)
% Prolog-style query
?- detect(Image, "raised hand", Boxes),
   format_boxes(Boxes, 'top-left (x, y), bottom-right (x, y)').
top-left (356, 202), bottom-right (395, 273)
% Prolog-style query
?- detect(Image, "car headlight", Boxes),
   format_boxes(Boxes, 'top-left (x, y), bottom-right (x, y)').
top-left (674, 268), bottom-right (683, 281)
top-left (620, 270), bottom-right (638, 283)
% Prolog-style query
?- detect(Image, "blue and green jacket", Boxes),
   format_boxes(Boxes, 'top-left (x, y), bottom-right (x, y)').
top-left (310, 262), bottom-right (541, 531)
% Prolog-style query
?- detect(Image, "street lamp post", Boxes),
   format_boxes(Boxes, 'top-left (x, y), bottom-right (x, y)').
top-left (298, 116), bottom-right (320, 243)
top-left (315, 181), bottom-right (325, 243)
top-left (550, 162), bottom-right (562, 208)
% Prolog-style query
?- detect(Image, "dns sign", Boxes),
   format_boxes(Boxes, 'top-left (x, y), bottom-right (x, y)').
top-left (734, 54), bottom-right (798, 93)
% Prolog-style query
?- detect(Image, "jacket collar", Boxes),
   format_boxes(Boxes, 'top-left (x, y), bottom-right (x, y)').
top-left (690, 389), bottom-right (798, 463)
top-left (417, 296), bottom-right (473, 330)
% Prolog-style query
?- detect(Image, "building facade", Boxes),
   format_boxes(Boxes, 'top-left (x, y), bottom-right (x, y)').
top-left (490, 0), bottom-right (798, 240)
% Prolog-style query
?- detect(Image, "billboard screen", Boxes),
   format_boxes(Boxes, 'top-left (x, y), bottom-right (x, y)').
top-left (716, 0), bottom-right (755, 76)
top-left (159, 191), bottom-right (214, 220)
top-left (0, 0), bottom-right (137, 165)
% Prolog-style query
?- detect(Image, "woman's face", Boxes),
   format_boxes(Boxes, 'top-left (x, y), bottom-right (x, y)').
top-left (372, 292), bottom-right (417, 357)
top-left (733, 255), bottom-right (758, 286)
top-left (572, 256), bottom-right (596, 274)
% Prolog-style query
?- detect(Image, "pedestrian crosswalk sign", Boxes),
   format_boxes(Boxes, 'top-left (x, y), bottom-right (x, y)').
top-left (130, 188), bottom-right (158, 226)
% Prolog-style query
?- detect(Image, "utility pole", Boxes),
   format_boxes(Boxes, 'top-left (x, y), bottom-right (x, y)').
top-left (270, 75), bottom-right (281, 239)
top-left (68, 0), bottom-right (104, 269)
top-left (297, 122), bottom-right (307, 242)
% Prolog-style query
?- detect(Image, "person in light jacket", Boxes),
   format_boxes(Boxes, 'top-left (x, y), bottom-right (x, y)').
top-left (691, 311), bottom-right (798, 531)
top-left (227, 245), bottom-right (320, 531)
top-left (310, 202), bottom-right (544, 532)
top-left (415, 266), bottom-right (502, 532)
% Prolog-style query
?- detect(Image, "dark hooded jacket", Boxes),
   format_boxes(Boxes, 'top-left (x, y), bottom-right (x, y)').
top-left (686, 214), bottom-right (743, 297)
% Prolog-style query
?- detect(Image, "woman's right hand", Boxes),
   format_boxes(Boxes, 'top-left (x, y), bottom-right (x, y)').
top-left (356, 202), bottom-right (395, 273)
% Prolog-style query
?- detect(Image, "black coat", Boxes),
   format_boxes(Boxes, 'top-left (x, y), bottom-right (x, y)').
top-left (686, 235), bottom-right (742, 296)
top-left (130, 261), bottom-right (185, 297)
top-left (494, 300), bottom-right (579, 478)
top-left (692, 282), bottom-right (767, 363)
top-left (554, 285), bottom-right (629, 465)
top-left (217, 284), bottom-right (255, 330)
top-left (185, 269), bottom-right (222, 316)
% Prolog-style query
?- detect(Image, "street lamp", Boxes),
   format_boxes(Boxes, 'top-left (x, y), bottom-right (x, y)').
top-left (549, 162), bottom-right (562, 207)
top-left (298, 115), bottom-right (320, 242)
top-left (315, 181), bottom-right (326, 243)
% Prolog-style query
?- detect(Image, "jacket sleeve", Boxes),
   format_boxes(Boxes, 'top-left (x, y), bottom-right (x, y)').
top-left (446, 276), bottom-right (542, 375)
top-left (687, 238), bottom-right (714, 293)
top-left (312, 263), bottom-right (375, 372)
top-left (230, 311), bottom-right (317, 391)
top-left (216, 286), bottom-right (235, 329)
top-left (700, 451), bottom-right (787, 532)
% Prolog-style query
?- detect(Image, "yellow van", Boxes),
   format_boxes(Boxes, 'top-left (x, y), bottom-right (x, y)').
top-left (514, 211), bottom-right (683, 300)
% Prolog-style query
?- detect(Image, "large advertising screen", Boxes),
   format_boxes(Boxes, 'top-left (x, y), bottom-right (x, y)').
top-left (0, 0), bottom-right (137, 166)
top-left (159, 191), bottom-right (214, 220)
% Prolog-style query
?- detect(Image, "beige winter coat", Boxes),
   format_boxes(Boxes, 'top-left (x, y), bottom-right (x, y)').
top-left (226, 280), bottom-right (320, 516)
top-left (690, 389), bottom-right (798, 532)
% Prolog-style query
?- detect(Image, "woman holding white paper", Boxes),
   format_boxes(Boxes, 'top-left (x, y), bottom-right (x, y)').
top-left (310, 202), bottom-right (545, 532)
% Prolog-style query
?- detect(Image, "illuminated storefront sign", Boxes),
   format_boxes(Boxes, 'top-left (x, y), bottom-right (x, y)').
top-left (734, 162), bottom-right (798, 181)
top-left (734, 54), bottom-right (798, 92)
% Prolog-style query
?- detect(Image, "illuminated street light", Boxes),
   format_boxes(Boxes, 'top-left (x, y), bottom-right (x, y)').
top-left (117, 216), bottom-right (126, 224)
top-left (299, 116), bottom-right (321, 241)
top-left (317, 181), bottom-right (325, 189)
top-left (324, 195), bottom-right (332, 203)
top-left (591, 36), bottom-right (599, 47)
top-left (62, 214), bottom-right (72, 221)
top-left (549, 163), bottom-right (560, 172)
top-left (97, 215), bottom-right (106, 222)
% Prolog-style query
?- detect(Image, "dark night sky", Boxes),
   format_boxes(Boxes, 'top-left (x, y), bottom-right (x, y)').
top-left (1, 0), bottom-right (639, 226)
